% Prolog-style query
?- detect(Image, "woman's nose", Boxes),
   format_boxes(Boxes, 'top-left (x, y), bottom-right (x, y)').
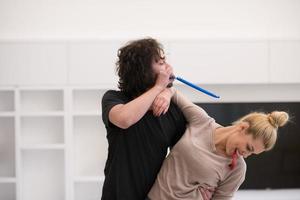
top-left (243, 152), bottom-right (252, 158)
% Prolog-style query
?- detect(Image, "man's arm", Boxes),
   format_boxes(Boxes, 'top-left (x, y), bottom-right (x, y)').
top-left (109, 70), bottom-right (171, 129)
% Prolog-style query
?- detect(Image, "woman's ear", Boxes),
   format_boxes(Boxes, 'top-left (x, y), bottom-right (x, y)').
top-left (239, 122), bottom-right (250, 132)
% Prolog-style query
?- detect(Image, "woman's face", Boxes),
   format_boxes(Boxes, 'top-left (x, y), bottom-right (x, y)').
top-left (226, 124), bottom-right (265, 158)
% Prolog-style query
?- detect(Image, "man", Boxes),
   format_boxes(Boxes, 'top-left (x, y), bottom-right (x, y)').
top-left (101, 38), bottom-right (186, 200)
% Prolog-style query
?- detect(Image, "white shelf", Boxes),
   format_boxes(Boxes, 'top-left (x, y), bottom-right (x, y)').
top-left (0, 182), bottom-right (16, 200)
top-left (0, 90), bottom-right (14, 112)
top-left (73, 116), bottom-right (107, 177)
top-left (20, 111), bottom-right (64, 117)
top-left (74, 176), bottom-right (104, 183)
top-left (0, 112), bottom-right (15, 117)
top-left (21, 150), bottom-right (65, 200)
top-left (20, 90), bottom-right (64, 112)
top-left (74, 182), bottom-right (102, 200)
top-left (21, 144), bottom-right (65, 150)
top-left (20, 116), bottom-right (64, 145)
top-left (0, 177), bottom-right (16, 183)
top-left (0, 87), bottom-right (109, 200)
top-left (0, 117), bottom-right (15, 177)
top-left (72, 111), bottom-right (101, 116)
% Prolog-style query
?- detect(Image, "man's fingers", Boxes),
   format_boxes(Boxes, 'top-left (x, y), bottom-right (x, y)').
top-left (157, 102), bottom-right (169, 116)
top-left (153, 98), bottom-right (163, 116)
top-left (163, 105), bottom-right (170, 114)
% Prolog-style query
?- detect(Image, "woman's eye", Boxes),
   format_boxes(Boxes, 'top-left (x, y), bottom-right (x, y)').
top-left (246, 144), bottom-right (254, 152)
top-left (246, 145), bottom-right (251, 151)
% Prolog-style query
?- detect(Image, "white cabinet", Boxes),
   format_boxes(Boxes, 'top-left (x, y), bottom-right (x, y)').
top-left (168, 41), bottom-right (269, 84)
top-left (20, 90), bottom-right (64, 113)
top-left (69, 42), bottom-right (120, 85)
top-left (270, 41), bottom-right (300, 83)
top-left (0, 89), bottom-right (16, 200)
top-left (20, 116), bottom-right (64, 147)
top-left (74, 182), bottom-right (102, 200)
top-left (71, 89), bottom-right (107, 200)
top-left (0, 43), bottom-right (68, 85)
top-left (0, 117), bottom-right (15, 177)
top-left (0, 91), bottom-right (14, 112)
top-left (73, 116), bottom-right (106, 177)
top-left (1, 40), bottom-right (300, 86)
top-left (0, 87), bottom-right (107, 200)
top-left (21, 150), bottom-right (65, 200)
top-left (0, 182), bottom-right (16, 200)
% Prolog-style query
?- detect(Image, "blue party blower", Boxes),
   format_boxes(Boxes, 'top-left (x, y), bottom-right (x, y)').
top-left (170, 76), bottom-right (220, 99)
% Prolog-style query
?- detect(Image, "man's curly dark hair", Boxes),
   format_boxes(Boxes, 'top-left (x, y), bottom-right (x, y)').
top-left (116, 38), bottom-right (164, 98)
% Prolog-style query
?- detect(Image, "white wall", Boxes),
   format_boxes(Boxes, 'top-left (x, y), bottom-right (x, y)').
top-left (0, 0), bottom-right (300, 102)
top-left (0, 0), bottom-right (300, 40)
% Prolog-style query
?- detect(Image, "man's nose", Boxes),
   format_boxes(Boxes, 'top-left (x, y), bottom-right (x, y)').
top-left (165, 63), bottom-right (173, 71)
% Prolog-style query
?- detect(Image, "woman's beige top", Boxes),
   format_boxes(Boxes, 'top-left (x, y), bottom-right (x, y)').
top-left (148, 90), bottom-right (246, 200)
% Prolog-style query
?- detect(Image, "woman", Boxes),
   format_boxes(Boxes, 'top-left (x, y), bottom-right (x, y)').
top-left (147, 88), bottom-right (289, 200)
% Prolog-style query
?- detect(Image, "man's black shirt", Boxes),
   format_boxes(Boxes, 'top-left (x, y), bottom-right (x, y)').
top-left (101, 90), bottom-right (186, 200)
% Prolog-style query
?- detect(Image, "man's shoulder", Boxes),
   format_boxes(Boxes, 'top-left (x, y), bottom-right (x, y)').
top-left (103, 90), bottom-right (124, 99)
top-left (102, 90), bottom-right (129, 105)
top-left (104, 89), bottom-right (120, 95)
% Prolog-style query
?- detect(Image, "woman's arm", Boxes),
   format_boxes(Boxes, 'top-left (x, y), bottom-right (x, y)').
top-left (212, 163), bottom-right (246, 200)
top-left (172, 88), bottom-right (210, 125)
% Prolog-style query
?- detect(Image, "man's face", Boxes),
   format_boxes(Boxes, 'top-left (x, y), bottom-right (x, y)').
top-left (152, 53), bottom-right (174, 87)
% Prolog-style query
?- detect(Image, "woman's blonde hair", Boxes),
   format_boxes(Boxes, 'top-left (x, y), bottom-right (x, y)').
top-left (234, 111), bottom-right (289, 151)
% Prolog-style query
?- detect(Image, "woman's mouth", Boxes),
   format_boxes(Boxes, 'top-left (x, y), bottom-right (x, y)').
top-left (228, 149), bottom-right (239, 170)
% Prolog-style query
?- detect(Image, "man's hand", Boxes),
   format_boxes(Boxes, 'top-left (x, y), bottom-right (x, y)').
top-left (152, 88), bottom-right (174, 117)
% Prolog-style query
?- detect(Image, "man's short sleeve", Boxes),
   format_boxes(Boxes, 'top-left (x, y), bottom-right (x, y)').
top-left (101, 90), bottom-right (127, 128)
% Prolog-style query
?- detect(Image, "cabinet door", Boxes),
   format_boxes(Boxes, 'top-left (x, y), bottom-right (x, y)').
top-left (69, 41), bottom-right (120, 85)
top-left (0, 43), bottom-right (68, 85)
top-left (168, 41), bottom-right (269, 84)
top-left (270, 41), bottom-right (300, 83)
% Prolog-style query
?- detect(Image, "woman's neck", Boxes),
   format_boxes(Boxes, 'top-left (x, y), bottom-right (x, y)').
top-left (214, 126), bottom-right (236, 156)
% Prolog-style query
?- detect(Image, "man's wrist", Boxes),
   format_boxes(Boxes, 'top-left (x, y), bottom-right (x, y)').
top-left (153, 85), bottom-right (165, 93)
top-left (167, 87), bottom-right (176, 97)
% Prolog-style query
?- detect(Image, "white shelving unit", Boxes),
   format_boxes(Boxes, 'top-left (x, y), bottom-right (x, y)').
top-left (0, 89), bottom-right (16, 200)
top-left (71, 89), bottom-right (107, 200)
top-left (0, 87), bottom-right (108, 200)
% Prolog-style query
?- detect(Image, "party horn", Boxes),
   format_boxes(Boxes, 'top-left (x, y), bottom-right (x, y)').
top-left (170, 76), bottom-right (220, 99)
